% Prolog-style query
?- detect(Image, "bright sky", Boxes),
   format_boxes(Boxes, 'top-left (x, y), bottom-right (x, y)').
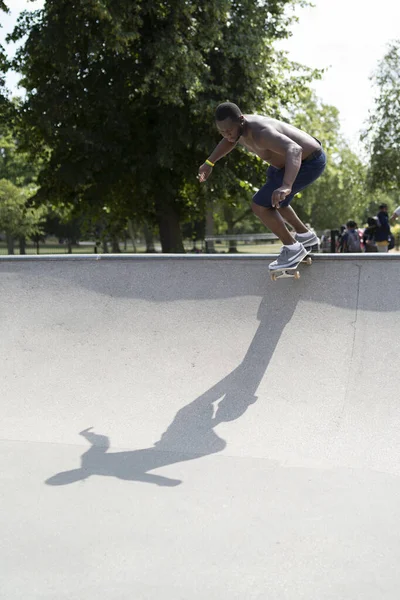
top-left (281, 0), bottom-right (400, 150)
top-left (1, 0), bottom-right (400, 152)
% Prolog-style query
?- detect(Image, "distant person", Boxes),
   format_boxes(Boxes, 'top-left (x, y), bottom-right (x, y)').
top-left (320, 230), bottom-right (332, 253)
top-left (363, 217), bottom-right (378, 252)
top-left (341, 221), bottom-right (362, 253)
top-left (389, 206), bottom-right (400, 250)
top-left (198, 102), bottom-right (326, 272)
top-left (390, 205), bottom-right (400, 222)
top-left (336, 225), bottom-right (347, 253)
top-left (375, 203), bottom-right (391, 252)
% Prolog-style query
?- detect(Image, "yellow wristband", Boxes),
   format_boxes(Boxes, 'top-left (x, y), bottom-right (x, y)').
top-left (205, 159), bottom-right (215, 167)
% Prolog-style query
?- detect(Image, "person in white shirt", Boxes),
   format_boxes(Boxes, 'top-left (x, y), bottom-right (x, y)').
top-left (390, 206), bottom-right (400, 221)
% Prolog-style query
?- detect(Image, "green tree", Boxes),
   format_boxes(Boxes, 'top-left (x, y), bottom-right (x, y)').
top-left (44, 204), bottom-right (82, 253)
top-left (0, 178), bottom-right (46, 253)
top-left (364, 40), bottom-right (400, 193)
top-left (0, 1), bottom-right (10, 124)
top-left (0, 98), bottom-right (48, 253)
top-left (0, 109), bottom-right (40, 186)
top-left (9, 0), bottom-right (317, 252)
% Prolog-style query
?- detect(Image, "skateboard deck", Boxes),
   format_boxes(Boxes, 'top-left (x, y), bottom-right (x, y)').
top-left (269, 252), bottom-right (313, 281)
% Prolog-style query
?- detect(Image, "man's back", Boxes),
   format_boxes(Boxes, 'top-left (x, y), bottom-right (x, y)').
top-left (343, 229), bottom-right (361, 252)
top-left (238, 115), bottom-right (320, 168)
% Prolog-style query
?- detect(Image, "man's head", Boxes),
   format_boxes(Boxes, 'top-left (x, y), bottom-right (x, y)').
top-left (347, 220), bottom-right (357, 230)
top-left (379, 203), bottom-right (388, 212)
top-left (215, 102), bottom-right (244, 143)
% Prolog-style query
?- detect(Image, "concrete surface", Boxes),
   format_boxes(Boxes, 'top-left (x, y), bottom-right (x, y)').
top-left (1, 254), bottom-right (400, 599)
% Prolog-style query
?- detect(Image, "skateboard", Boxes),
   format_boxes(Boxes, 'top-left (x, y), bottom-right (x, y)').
top-left (269, 251), bottom-right (313, 281)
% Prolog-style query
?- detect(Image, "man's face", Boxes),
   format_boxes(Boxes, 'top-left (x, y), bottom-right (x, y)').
top-left (216, 117), bottom-right (243, 143)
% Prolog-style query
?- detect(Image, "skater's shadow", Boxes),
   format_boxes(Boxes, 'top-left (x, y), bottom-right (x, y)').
top-left (46, 295), bottom-right (296, 487)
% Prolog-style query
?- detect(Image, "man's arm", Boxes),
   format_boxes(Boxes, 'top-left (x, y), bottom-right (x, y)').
top-left (208, 138), bottom-right (237, 163)
top-left (390, 206), bottom-right (400, 221)
top-left (254, 126), bottom-right (302, 206)
top-left (255, 125), bottom-right (302, 186)
top-left (198, 138), bottom-right (237, 182)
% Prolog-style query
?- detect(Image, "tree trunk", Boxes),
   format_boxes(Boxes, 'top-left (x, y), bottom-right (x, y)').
top-left (6, 234), bottom-right (14, 255)
top-left (143, 222), bottom-right (156, 253)
top-left (67, 240), bottom-right (73, 254)
top-left (223, 205), bottom-right (238, 253)
top-left (228, 241), bottom-right (238, 253)
top-left (156, 204), bottom-right (184, 253)
top-left (102, 240), bottom-right (109, 253)
top-left (19, 236), bottom-right (26, 255)
top-left (111, 236), bottom-right (121, 253)
top-left (205, 203), bottom-right (216, 253)
top-left (127, 219), bottom-right (137, 253)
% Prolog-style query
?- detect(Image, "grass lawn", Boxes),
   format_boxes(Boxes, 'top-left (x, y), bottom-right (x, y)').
top-left (0, 240), bottom-right (283, 255)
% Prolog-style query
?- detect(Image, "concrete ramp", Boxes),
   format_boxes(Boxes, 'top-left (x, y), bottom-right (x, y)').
top-left (1, 254), bottom-right (400, 599)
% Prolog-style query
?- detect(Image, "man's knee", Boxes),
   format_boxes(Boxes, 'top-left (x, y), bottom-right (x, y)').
top-left (252, 185), bottom-right (273, 209)
top-left (252, 201), bottom-right (273, 217)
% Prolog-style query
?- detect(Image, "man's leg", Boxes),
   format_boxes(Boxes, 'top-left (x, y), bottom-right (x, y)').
top-left (279, 204), bottom-right (320, 248)
top-left (251, 202), bottom-right (309, 269)
top-left (278, 205), bottom-right (309, 234)
top-left (251, 203), bottom-right (296, 246)
top-left (274, 151), bottom-right (326, 244)
top-left (251, 167), bottom-right (314, 269)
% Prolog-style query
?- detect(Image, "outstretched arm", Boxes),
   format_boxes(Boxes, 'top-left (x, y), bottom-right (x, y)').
top-left (198, 138), bottom-right (237, 182)
top-left (79, 427), bottom-right (110, 451)
top-left (390, 206), bottom-right (400, 221)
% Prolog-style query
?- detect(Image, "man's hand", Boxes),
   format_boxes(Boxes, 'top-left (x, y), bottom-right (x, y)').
top-left (272, 185), bottom-right (292, 208)
top-left (198, 163), bottom-right (213, 183)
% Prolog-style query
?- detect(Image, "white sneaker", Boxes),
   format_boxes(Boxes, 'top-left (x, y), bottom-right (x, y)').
top-left (295, 231), bottom-right (320, 248)
top-left (269, 243), bottom-right (308, 271)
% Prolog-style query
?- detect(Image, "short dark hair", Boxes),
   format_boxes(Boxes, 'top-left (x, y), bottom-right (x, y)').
top-left (215, 102), bottom-right (242, 122)
top-left (347, 220), bottom-right (357, 228)
top-left (379, 203), bottom-right (388, 210)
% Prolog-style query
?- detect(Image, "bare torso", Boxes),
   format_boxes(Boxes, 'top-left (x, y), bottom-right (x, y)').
top-left (238, 115), bottom-right (320, 168)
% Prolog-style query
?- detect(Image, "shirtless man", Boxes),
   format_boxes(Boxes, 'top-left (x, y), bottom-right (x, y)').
top-left (198, 102), bottom-right (326, 270)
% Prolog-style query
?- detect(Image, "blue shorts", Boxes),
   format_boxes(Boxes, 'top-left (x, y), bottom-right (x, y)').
top-left (252, 149), bottom-right (327, 208)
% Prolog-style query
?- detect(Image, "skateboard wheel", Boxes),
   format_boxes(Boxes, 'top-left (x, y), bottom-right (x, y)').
top-left (306, 257), bottom-right (312, 265)
top-left (270, 273), bottom-right (277, 281)
top-left (294, 271), bottom-right (300, 280)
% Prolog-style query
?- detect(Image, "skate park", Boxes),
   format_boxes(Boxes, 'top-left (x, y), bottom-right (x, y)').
top-left (2, 252), bottom-right (400, 599)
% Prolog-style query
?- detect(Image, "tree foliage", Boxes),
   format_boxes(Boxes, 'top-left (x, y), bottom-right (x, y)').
top-left (0, 105), bottom-right (40, 186)
top-left (8, 0), bottom-right (317, 251)
top-left (364, 40), bottom-right (400, 192)
top-left (0, 178), bottom-right (46, 243)
top-left (0, 98), bottom-right (50, 252)
top-left (0, 1), bottom-right (10, 120)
